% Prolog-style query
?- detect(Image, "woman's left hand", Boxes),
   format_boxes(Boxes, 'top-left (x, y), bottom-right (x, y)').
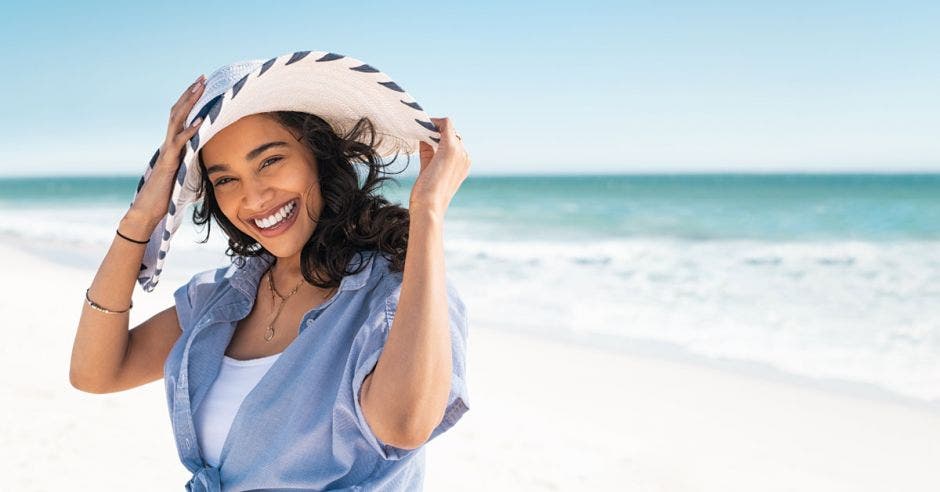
top-left (409, 117), bottom-right (471, 215)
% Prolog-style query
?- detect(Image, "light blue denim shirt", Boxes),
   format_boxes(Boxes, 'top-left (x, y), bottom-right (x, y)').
top-left (164, 249), bottom-right (470, 491)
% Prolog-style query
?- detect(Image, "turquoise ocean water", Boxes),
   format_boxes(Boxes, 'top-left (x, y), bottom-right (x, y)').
top-left (2, 173), bottom-right (938, 404)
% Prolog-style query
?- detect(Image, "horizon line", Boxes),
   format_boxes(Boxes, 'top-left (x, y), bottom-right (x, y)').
top-left (3, 169), bottom-right (940, 179)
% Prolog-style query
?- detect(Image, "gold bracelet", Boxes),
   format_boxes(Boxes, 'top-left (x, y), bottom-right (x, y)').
top-left (85, 288), bottom-right (132, 314)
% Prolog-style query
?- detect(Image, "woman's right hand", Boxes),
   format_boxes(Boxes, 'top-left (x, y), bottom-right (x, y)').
top-left (127, 74), bottom-right (207, 228)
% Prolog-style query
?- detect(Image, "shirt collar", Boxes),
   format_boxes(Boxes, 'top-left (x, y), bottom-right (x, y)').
top-left (229, 250), bottom-right (377, 301)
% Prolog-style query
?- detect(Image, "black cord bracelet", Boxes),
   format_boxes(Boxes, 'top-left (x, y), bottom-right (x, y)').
top-left (116, 229), bottom-right (150, 245)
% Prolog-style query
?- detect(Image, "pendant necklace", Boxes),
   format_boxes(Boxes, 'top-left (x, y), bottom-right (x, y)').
top-left (264, 269), bottom-right (304, 342)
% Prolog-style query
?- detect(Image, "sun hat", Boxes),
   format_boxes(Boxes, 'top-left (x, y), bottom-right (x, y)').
top-left (131, 50), bottom-right (442, 292)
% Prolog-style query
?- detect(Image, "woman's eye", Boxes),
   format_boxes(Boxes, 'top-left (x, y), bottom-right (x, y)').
top-left (262, 156), bottom-right (282, 168)
top-left (213, 157), bottom-right (281, 186)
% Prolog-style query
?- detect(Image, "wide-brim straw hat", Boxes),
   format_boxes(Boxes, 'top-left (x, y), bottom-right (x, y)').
top-left (132, 50), bottom-right (442, 292)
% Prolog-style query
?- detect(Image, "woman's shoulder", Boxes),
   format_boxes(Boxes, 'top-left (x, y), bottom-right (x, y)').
top-left (347, 251), bottom-right (399, 308)
top-left (189, 258), bottom-right (249, 292)
top-left (359, 250), bottom-right (467, 317)
top-left (175, 257), bottom-right (264, 313)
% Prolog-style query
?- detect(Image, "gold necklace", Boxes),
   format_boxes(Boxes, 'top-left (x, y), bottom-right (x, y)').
top-left (264, 269), bottom-right (304, 342)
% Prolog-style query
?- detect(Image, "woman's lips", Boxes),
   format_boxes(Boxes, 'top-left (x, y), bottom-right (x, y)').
top-left (251, 199), bottom-right (299, 237)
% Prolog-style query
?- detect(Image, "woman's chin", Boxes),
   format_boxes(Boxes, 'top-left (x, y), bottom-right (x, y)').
top-left (237, 216), bottom-right (313, 258)
top-left (255, 231), bottom-right (310, 259)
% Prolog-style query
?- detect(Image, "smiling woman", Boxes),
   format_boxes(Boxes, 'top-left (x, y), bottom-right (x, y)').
top-left (192, 111), bottom-right (411, 289)
top-left (69, 51), bottom-right (472, 492)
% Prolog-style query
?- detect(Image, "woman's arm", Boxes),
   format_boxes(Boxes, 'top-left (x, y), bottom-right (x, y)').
top-left (360, 207), bottom-right (451, 448)
top-left (69, 211), bottom-right (161, 392)
top-left (359, 116), bottom-right (470, 448)
top-left (69, 74), bottom-right (207, 393)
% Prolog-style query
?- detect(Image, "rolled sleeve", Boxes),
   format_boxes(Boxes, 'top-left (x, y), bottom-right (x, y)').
top-left (349, 274), bottom-right (471, 461)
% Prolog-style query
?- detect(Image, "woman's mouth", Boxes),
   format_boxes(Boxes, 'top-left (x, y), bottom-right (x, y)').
top-left (250, 199), bottom-right (300, 237)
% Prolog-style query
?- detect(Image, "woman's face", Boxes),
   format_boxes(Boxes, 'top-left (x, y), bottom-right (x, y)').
top-left (200, 113), bottom-right (322, 258)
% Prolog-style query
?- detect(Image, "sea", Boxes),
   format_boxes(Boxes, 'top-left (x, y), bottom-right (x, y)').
top-left (1, 173), bottom-right (938, 406)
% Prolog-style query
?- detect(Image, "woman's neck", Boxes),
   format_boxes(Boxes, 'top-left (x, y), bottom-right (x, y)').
top-left (270, 253), bottom-right (306, 292)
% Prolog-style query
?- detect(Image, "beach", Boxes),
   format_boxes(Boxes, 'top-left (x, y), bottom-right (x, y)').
top-left (7, 1), bottom-right (940, 487)
top-left (0, 1), bottom-right (940, 486)
top-left (3, 239), bottom-right (938, 491)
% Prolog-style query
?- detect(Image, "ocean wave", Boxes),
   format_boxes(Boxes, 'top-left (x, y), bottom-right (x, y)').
top-left (2, 201), bottom-right (938, 404)
top-left (443, 237), bottom-right (940, 403)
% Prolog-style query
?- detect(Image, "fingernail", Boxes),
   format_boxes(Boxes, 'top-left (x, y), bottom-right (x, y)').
top-left (191, 76), bottom-right (204, 92)
top-left (191, 117), bottom-right (203, 127)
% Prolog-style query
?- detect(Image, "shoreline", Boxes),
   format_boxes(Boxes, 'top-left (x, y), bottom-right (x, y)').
top-left (6, 235), bottom-right (935, 414)
top-left (501, 321), bottom-right (940, 415)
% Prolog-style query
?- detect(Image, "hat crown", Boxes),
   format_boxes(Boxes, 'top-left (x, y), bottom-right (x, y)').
top-left (187, 59), bottom-right (265, 126)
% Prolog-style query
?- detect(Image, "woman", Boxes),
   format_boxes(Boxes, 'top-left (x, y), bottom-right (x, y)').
top-left (70, 51), bottom-right (471, 491)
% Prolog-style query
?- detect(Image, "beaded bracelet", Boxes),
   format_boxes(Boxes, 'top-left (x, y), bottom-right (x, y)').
top-left (85, 288), bottom-right (132, 314)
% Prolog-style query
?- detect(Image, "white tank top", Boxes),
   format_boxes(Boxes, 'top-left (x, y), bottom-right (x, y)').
top-left (193, 352), bottom-right (283, 467)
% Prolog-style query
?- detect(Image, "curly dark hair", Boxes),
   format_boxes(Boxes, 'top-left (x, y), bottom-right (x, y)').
top-left (189, 111), bottom-right (412, 288)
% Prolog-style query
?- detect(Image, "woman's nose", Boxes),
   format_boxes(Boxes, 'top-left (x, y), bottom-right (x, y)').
top-left (242, 178), bottom-right (274, 210)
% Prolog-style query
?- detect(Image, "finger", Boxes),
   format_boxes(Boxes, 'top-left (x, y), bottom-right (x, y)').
top-left (430, 117), bottom-right (457, 142)
top-left (172, 117), bottom-right (204, 147)
top-left (418, 141), bottom-right (434, 172)
top-left (174, 75), bottom-right (204, 107)
top-left (169, 120), bottom-right (203, 165)
top-left (432, 118), bottom-right (467, 160)
top-left (169, 80), bottom-right (205, 134)
top-left (169, 75), bottom-right (205, 122)
top-left (167, 76), bottom-right (206, 137)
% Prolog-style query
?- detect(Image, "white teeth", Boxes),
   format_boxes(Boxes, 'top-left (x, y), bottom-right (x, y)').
top-left (254, 201), bottom-right (295, 229)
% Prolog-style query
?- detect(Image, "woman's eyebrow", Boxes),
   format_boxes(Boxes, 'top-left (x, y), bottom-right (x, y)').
top-left (205, 141), bottom-right (289, 175)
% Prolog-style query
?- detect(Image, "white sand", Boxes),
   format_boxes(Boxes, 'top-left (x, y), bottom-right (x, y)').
top-left (2, 241), bottom-right (938, 491)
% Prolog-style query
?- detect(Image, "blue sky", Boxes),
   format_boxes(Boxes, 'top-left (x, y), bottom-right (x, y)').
top-left (1, 0), bottom-right (938, 176)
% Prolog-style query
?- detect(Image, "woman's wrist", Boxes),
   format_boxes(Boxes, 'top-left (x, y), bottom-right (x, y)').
top-left (408, 200), bottom-right (446, 221)
top-left (120, 209), bottom-right (158, 241)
